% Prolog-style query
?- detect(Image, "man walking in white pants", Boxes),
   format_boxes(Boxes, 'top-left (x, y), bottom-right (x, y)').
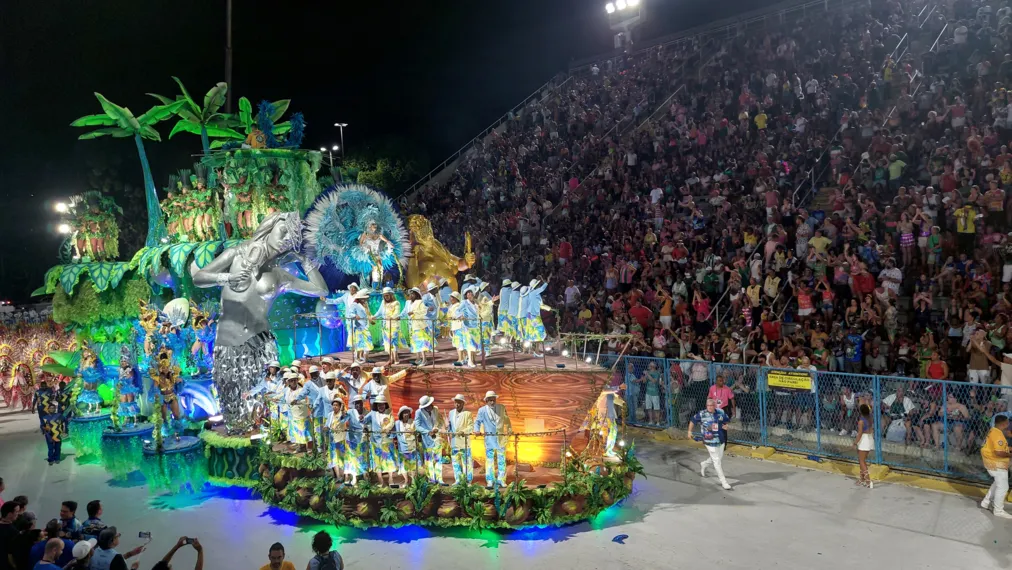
top-left (980, 415), bottom-right (1012, 518)
top-left (688, 398), bottom-right (732, 490)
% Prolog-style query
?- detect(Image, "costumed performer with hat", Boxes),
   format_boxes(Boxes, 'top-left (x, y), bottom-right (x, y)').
top-left (422, 284), bottom-right (440, 358)
top-left (362, 393), bottom-right (397, 486)
top-left (414, 395), bottom-right (445, 484)
top-left (345, 394), bottom-right (366, 485)
top-left (497, 279), bottom-right (513, 340)
top-left (374, 287), bottom-right (405, 366)
top-left (506, 281), bottom-right (522, 345)
top-left (447, 394), bottom-right (475, 484)
top-left (477, 283), bottom-right (498, 357)
top-left (245, 360), bottom-right (284, 426)
top-left (361, 367), bottom-right (389, 410)
top-left (474, 390), bottom-right (512, 488)
top-left (405, 288), bottom-right (432, 366)
top-left (347, 289), bottom-right (374, 364)
top-left (326, 398), bottom-right (349, 480)
top-left (395, 404), bottom-right (418, 486)
top-left (282, 372), bottom-right (320, 453)
top-left (522, 278), bottom-right (550, 357)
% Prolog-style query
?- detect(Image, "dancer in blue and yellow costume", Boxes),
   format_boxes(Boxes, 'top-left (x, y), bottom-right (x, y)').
top-left (346, 289), bottom-right (373, 364)
top-left (394, 405), bottom-right (418, 486)
top-left (477, 283), bottom-right (498, 357)
top-left (497, 279), bottom-right (513, 340)
top-left (326, 398), bottom-right (348, 480)
top-left (362, 393), bottom-right (397, 486)
top-left (77, 347), bottom-right (104, 416)
top-left (36, 372), bottom-right (72, 465)
top-left (414, 395), bottom-right (444, 484)
top-left (521, 278), bottom-right (550, 357)
top-left (422, 283), bottom-right (441, 347)
top-left (247, 361), bottom-right (283, 425)
top-left (345, 394), bottom-right (366, 485)
top-left (474, 390), bottom-right (512, 488)
top-left (448, 292), bottom-right (479, 367)
top-left (405, 288), bottom-right (432, 366)
top-left (151, 347), bottom-right (184, 443)
top-left (506, 281), bottom-right (522, 343)
top-left (447, 394), bottom-right (474, 484)
top-left (282, 372), bottom-right (318, 453)
top-left (373, 287), bottom-right (404, 366)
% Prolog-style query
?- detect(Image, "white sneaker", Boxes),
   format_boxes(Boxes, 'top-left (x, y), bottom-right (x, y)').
top-left (850, 430), bottom-right (857, 437)
top-left (981, 500), bottom-right (991, 510)
top-left (700, 461), bottom-right (707, 478)
top-left (838, 429), bottom-right (847, 436)
top-left (994, 510), bottom-right (1012, 519)
top-left (722, 482), bottom-right (732, 490)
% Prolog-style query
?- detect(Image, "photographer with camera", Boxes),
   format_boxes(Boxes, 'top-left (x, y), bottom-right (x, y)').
top-left (151, 537), bottom-right (202, 570)
top-left (89, 527), bottom-right (146, 570)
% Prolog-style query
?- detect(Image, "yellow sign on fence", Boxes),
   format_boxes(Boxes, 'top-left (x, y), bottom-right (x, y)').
top-left (767, 369), bottom-right (813, 391)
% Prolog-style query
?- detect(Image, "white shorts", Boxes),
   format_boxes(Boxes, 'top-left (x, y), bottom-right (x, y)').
top-left (857, 433), bottom-right (875, 452)
top-left (644, 395), bottom-right (661, 410)
top-left (969, 369), bottom-right (991, 384)
top-left (917, 236), bottom-right (928, 248)
top-left (798, 308), bottom-right (813, 317)
top-left (660, 315), bottom-right (673, 328)
top-left (1003, 263), bottom-right (1012, 283)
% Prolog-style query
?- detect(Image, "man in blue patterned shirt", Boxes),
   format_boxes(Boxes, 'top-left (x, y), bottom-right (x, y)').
top-left (687, 399), bottom-right (732, 490)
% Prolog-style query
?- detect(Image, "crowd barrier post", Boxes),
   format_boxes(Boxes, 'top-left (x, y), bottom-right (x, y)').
top-left (873, 375), bottom-right (882, 464)
top-left (758, 367), bottom-right (769, 447)
top-left (941, 381), bottom-right (949, 474)
top-left (663, 358), bottom-right (673, 428)
top-left (813, 372), bottom-right (822, 455)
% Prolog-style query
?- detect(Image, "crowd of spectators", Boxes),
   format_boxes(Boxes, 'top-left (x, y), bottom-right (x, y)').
top-left (0, 307), bottom-right (51, 327)
top-left (403, 0), bottom-right (1012, 454)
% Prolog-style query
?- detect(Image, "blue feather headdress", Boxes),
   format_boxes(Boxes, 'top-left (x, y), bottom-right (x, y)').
top-left (302, 184), bottom-right (410, 277)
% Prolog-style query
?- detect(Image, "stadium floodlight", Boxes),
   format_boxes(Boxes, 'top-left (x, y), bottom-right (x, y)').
top-left (319, 147), bottom-right (327, 152)
top-left (57, 223), bottom-right (71, 234)
top-left (54, 202), bottom-right (68, 214)
top-left (605, 2), bottom-right (616, 14)
top-left (616, 0), bottom-right (627, 9)
top-left (332, 145), bottom-right (340, 151)
top-left (628, 0), bottom-right (640, 6)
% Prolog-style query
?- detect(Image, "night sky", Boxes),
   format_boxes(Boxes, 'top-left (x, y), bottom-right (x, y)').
top-left (1, 0), bottom-right (781, 302)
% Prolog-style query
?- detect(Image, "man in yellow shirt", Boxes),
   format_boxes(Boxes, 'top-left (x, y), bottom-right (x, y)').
top-left (954, 203), bottom-right (977, 253)
top-left (754, 110), bottom-right (768, 131)
top-left (259, 543), bottom-right (296, 570)
top-left (980, 415), bottom-right (1012, 518)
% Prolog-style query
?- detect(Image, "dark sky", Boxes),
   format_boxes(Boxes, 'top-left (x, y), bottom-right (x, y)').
top-left (0, 0), bottom-right (780, 302)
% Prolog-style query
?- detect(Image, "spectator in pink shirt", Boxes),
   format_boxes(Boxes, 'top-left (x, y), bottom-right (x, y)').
top-left (708, 374), bottom-right (735, 421)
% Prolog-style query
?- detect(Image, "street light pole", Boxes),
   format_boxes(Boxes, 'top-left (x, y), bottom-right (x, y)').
top-left (334, 123), bottom-right (348, 158)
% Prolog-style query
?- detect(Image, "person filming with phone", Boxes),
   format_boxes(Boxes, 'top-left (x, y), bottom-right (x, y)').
top-left (151, 536), bottom-right (203, 570)
top-left (89, 527), bottom-right (146, 570)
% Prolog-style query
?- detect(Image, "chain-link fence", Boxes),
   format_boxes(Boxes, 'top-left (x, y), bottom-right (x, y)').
top-left (609, 355), bottom-right (1007, 483)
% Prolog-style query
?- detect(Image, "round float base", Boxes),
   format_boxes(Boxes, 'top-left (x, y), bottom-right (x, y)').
top-left (99, 423), bottom-right (154, 479)
top-left (69, 413), bottom-right (113, 461)
top-left (103, 423), bottom-right (155, 439)
top-left (143, 435), bottom-right (202, 456)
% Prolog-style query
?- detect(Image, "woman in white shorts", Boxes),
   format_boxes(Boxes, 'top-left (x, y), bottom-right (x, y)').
top-left (854, 403), bottom-right (875, 488)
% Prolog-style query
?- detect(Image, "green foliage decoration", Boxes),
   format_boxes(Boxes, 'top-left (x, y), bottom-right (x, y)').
top-left (53, 275), bottom-right (151, 327)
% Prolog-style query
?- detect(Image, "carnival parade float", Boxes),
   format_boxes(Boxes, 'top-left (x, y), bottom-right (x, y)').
top-left (22, 77), bottom-right (640, 529)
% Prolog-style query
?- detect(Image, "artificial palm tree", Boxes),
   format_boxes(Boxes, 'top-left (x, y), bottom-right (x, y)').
top-left (150, 77), bottom-right (243, 154)
top-left (71, 93), bottom-right (185, 247)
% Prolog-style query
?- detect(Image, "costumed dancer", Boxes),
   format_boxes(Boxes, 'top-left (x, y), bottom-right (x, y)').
top-left (326, 398), bottom-right (348, 480)
top-left (374, 287), bottom-right (404, 366)
top-left (447, 394), bottom-right (474, 485)
top-left (345, 395), bottom-right (366, 485)
top-left (246, 361), bottom-right (283, 426)
top-left (394, 405), bottom-right (418, 485)
top-left (347, 289), bottom-right (373, 365)
top-left (308, 375), bottom-right (331, 452)
top-left (422, 284), bottom-right (440, 359)
top-left (497, 279), bottom-right (513, 339)
top-left (477, 283), bottom-right (498, 357)
top-left (448, 293), bottom-right (468, 365)
top-left (77, 347), bottom-right (104, 416)
top-left (325, 283), bottom-right (359, 344)
top-left (405, 288), bottom-right (432, 366)
top-left (307, 365), bottom-right (324, 387)
top-left (506, 282), bottom-right (522, 345)
top-left (342, 363), bottom-right (366, 402)
top-left (523, 278), bottom-right (550, 358)
top-left (362, 394), bottom-right (397, 486)
top-left (474, 390), bottom-right (512, 489)
top-left (584, 389), bottom-right (622, 459)
top-left (359, 221), bottom-right (397, 288)
top-left (115, 358), bottom-right (141, 428)
top-left (414, 395), bottom-right (444, 484)
top-left (192, 212), bottom-right (328, 434)
top-left (282, 372), bottom-right (318, 453)
top-left (151, 348), bottom-right (184, 443)
top-left (35, 373), bottom-right (71, 465)
top-left (438, 278), bottom-right (453, 338)
top-left (461, 287), bottom-right (483, 365)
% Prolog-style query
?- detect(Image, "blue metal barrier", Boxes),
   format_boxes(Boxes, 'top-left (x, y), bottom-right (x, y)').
top-left (607, 355), bottom-right (1005, 482)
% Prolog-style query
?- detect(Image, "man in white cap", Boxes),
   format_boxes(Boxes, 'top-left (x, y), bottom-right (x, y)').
top-left (71, 538), bottom-right (97, 566)
top-left (523, 277), bottom-right (550, 357)
top-left (394, 404), bottom-right (418, 485)
top-left (361, 367), bottom-right (388, 409)
top-left (405, 287), bottom-right (431, 366)
top-left (474, 391), bottom-right (512, 488)
top-left (506, 281), bottom-right (522, 345)
top-left (414, 395), bottom-right (444, 484)
top-left (341, 363), bottom-right (367, 402)
top-left (320, 356), bottom-right (335, 375)
top-left (362, 393), bottom-right (397, 486)
top-left (282, 372), bottom-right (318, 452)
top-left (308, 365), bottom-right (323, 387)
top-left (446, 394), bottom-right (475, 484)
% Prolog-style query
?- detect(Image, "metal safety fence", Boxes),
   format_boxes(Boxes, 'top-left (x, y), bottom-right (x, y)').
top-left (609, 356), bottom-right (1010, 482)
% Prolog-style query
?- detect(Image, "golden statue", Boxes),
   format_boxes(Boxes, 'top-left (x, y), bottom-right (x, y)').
top-left (406, 214), bottom-right (475, 291)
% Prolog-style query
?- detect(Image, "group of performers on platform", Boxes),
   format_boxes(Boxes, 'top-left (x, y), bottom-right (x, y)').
top-left (246, 358), bottom-right (514, 488)
top-left (332, 273), bottom-right (551, 368)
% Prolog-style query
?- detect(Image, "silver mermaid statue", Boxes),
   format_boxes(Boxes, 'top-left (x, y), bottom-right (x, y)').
top-left (191, 212), bottom-right (327, 433)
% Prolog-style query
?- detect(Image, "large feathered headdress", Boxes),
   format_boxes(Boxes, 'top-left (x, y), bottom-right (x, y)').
top-left (302, 184), bottom-right (410, 277)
